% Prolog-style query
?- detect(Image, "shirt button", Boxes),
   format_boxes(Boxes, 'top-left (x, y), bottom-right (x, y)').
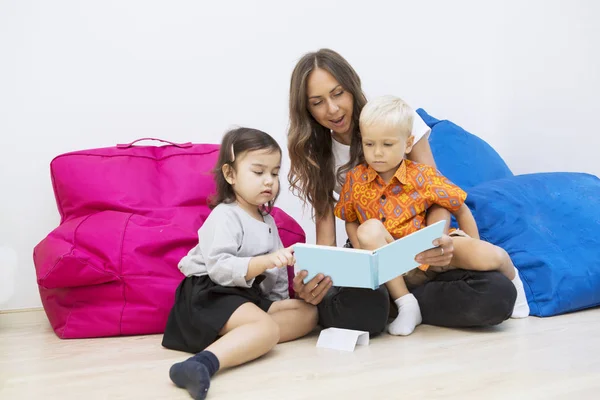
top-left (381, 194), bottom-right (386, 200)
top-left (381, 217), bottom-right (386, 222)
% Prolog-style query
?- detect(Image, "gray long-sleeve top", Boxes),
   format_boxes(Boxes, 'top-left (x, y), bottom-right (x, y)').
top-left (178, 202), bottom-right (289, 301)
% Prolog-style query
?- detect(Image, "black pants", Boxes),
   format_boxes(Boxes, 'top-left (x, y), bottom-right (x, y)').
top-left (317, 269), bottom-right (517, 335)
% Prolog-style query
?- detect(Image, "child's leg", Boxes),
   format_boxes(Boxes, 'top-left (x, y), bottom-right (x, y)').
top-left (356, 219), bottom-right (422, 336)
top-left (267, 299), bottom-right (318, 342)
top-left (170, 302), bottom-right (279, 400)
top-left (385, 275), bottom-right (422, 335)
top-left (450, 236), bottom-right (514, 277)
top-left (450, 237), bottom-right (529, 318)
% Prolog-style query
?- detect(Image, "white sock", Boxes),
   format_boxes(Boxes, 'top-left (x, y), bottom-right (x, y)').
top-left (511, 267), bottom-right (530, 318)
top-left (388, 293), bottom-right (422, 336)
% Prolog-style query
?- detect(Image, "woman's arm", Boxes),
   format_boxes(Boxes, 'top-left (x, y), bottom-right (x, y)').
top-left (292, 205), bottom-right (335, 305)
top-left (408, 135), bottom-right (436, 167)
top-left (408, 134), bottom-right (456, 266)
top-left (453, 204), bottom-right (480, 239)
top-left (315, 205), bottom-right (337, 246)
top-left (345, 221), bottom-right (360, 249)
top-left (408, 136), bottom-right (451, 231)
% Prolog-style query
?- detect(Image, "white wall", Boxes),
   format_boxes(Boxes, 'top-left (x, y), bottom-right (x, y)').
top-left (1, 0), bottom-right (598, 310)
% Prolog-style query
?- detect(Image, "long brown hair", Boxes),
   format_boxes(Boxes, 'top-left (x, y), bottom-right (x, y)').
top-left (287, 49), bottom-right (367, 218)
top-left (210, 127), bottom-right (282, 214)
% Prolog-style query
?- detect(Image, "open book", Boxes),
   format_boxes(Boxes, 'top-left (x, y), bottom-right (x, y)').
top-left (293, 220), bottom-right (446, 290)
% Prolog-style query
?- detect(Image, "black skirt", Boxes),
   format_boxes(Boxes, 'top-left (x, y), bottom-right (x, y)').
top-left (162, 275), bottom-right (273, 354)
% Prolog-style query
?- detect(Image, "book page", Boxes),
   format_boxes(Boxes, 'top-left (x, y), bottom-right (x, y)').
top-left (294, 244), bottom-right (377, 289)
top-left (375, 220), bottom-right (446, 286)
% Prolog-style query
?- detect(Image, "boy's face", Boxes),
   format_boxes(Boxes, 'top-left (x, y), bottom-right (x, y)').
top-left (361, 123), bottom-right (414, 181)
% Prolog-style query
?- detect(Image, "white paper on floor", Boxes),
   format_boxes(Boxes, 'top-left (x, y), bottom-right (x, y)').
top-left (316, 327), bottom-right (369, 352)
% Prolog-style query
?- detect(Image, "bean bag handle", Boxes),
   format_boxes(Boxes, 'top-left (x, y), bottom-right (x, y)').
top-left (117, 138), bottom-right (193, 149)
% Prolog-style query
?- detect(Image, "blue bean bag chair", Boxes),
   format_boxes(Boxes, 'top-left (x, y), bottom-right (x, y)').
top-left (417, 108), bottom-right (513, 189)
top-left (467, 173), bottom-right (600, 316)
top-left (418, 108), bottom-right (600, 317)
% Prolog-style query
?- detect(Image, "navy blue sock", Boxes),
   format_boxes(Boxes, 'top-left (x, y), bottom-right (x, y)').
top-left (190, 351), bottom-right (220, 376)
top-left (169, 351), bottom-right (220, 400)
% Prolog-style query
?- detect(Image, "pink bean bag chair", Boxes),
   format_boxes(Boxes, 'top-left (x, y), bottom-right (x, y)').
top-left (33, 139), bottom-right (305, 339)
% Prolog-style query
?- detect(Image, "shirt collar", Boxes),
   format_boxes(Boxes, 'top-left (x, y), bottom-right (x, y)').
top-left (365, 160), bottom-right (409, 185)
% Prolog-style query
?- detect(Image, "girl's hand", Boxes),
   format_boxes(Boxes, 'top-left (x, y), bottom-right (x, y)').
top-left (267, 246), bottom-right (296, 268)
top-left (415, 234), bottom-right (454, 267)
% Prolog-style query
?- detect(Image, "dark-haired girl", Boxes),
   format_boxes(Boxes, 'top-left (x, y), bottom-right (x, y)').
top-left (162, 127), bottom-right (317, 400)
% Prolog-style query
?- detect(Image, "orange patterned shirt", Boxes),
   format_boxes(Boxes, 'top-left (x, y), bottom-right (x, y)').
top-left (334, 160), bottom-right (466, 240)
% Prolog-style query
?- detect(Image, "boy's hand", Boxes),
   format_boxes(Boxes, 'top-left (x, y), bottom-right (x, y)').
top-left (267, 246), bottom-right (296, 268)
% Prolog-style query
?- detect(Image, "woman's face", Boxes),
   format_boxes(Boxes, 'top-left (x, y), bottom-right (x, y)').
top-left (306, 68), bottom-right (354, 137)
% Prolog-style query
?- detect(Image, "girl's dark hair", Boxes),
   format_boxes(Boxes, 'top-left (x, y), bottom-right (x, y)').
top-left (210, 127), bottom-right (282, 214)
top-left (287, 48), bottom-right (367, 219)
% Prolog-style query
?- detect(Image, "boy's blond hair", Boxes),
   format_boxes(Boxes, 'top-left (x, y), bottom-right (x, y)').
top-left (359, 95), bottom-right (414, 138)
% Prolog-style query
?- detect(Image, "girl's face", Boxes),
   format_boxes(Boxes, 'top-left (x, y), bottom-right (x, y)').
top-left (223, 148), bottom-right (281, 216)
top-left (306, 68), bottom-right (354, 138)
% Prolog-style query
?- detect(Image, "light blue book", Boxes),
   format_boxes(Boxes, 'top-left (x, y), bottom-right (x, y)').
top-left (293, 220), bottom-right (446, 290)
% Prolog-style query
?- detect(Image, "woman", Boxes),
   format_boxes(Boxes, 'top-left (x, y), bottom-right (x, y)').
top-left (287, 49), bottom-right (517, 334)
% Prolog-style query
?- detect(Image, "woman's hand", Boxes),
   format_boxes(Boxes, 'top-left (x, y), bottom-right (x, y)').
top-left (293, 271), bottom-right (332, 305)
top-left (415, 234), bottom-right (454, 267)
